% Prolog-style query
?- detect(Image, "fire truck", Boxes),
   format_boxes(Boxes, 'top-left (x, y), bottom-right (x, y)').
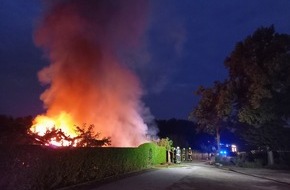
top-left (219, 143), bottom-right (238, 157)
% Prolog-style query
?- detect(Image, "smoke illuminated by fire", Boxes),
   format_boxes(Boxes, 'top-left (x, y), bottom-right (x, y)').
top-left (30, 0), bottom-right (153, 147)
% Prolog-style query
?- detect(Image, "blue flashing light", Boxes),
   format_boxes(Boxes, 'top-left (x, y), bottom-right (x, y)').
top-left (220, 150), bottom-right (227, 155)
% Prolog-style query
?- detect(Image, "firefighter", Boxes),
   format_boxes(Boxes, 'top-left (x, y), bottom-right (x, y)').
top-left (182, 148), bottom-right (186, 161)
top-left (176, 146), bottom-right (181, 164)
top-left (188, 147), bottom-right (193, 161)
top-left (171, 147), bottom-right (176, 163)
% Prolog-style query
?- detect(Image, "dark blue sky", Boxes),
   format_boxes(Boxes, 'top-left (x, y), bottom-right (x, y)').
top-left (1, 0), bottom-right (290, 119)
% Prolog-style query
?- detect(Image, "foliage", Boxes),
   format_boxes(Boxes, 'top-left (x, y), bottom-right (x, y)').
top-left (238, 124), bottom-right (290, 151)
top-left (224, 26), bottom-right (290, 149)
top-left (28, 124), bottom-right (110, 147)
top-left (190, 26), bottom-right (290, 150)
top-left (225, 25), bottom-right (290, 127)
top-left (156, 137), bottom-right (173, 163)
top-left (189, 81), bottom-right (232, 151)
top-left (189, 81), bottom-right (232, 133)
top-left (28, 128), bottom-right (70, 146)
top-left (157, 137), bottom-right (173, 151)
top-left (234, 152), bottom-right (267, 168)
top-left (0, 115), bottom-right (110, 147)
top-left (0, 143), bottom-right (166, 190)
top-left (156, 119), bottom-right (216, 150)
top-left (0, 115), bottom-right (34, 145)
top-left (140, 143), bottom-right (166, 165)
top-left (74, 124), bottom-right (111, 147)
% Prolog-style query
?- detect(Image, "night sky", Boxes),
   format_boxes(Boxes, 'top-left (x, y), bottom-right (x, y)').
top-left (1, 0), bottom-right (290, 120)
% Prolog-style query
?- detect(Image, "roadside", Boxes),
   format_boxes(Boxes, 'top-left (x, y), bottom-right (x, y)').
top-left (59, 161), bottom-right (290, 190)
top-left (215, 163), bottom-right (290, 185)
top-left (59, 162), bottom-right (198, 190)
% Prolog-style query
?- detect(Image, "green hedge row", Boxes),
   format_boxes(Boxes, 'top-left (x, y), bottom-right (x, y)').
top-left (0, 143), bottom-right (166, 190)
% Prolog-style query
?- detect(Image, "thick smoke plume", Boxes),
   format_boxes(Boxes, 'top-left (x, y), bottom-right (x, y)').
top-left (34, 0), bottom-right (152, 147)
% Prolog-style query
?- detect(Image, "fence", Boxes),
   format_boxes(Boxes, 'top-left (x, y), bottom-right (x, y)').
top-left (191, 152), bottom-right (210, 160)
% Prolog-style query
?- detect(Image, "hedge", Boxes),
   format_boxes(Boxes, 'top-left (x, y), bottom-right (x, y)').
top-left (0, 143), bottom-right (166, 190)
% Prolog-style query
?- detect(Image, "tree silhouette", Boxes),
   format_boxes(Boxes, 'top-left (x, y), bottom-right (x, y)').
top-left (29, 124), bottom-right (111, 147)
top-left (74, 124), bottom-right (111, 147)
top-left (190, 26), bottom-right (290, 151)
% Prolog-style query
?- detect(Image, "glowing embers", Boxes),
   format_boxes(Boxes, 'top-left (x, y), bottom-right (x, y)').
top-left (30, 112), bottom-right (78, 147)
top-left (29, 112), bottom-right (111, 147)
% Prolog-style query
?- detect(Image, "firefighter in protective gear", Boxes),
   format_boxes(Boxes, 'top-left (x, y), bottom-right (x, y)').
top-left (188, 147), bottom-right (193, 161)
top-left (182, 148), bottom-right (186, 161)
top-left (172, 147), bottom-right (176, 163)
top-left (176, 146), bottom-right (181, 164)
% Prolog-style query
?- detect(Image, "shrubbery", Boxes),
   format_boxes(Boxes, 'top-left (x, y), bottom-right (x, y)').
top-left (0, 143), bottom-right (166, 190)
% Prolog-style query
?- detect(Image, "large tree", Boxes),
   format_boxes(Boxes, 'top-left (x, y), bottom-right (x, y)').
top-left (225, 26), bottom-right (290, 128)
top-left (189, 81), bottom-right (232, 152)
top-left (191, 26), bottom-right (290, 151)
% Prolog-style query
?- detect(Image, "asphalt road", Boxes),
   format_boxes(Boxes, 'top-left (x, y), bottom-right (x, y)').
top-left (66, 162), bottom-right (290, 190)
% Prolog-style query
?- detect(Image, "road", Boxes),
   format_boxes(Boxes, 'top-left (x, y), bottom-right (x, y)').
top-left (65, 162), bottom-right (290, 190)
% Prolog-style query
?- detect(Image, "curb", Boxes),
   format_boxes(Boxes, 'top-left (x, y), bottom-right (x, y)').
top-left (220, 166), bottom-right (290, 186)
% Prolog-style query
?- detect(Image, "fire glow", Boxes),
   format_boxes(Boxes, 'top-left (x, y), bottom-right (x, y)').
top-left (29, 0), bottom-right (153, 147)
top-left (30, 112), bottom-right (78, 146)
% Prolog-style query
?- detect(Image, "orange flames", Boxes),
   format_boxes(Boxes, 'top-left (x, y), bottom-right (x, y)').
top-left (29, 0), bottom-right (153, 147)
top-left (30, 112), bottom-right (78, 146)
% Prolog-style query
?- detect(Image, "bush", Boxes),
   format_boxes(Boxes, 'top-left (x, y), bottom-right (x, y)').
top-left (235, 151), bottom-right (267, 168)
top-left (0, 143), bottom-right (166, 190)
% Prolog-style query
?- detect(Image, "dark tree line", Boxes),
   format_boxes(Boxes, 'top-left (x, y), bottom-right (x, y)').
top-left (190, 26), bottom-right (290, 152)
top-left (0, 115), bottom-right (34, 145)
top-left (157, 119), bottom-right (200, 148)
top-left (156, 118), bottom-right (245, 152)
